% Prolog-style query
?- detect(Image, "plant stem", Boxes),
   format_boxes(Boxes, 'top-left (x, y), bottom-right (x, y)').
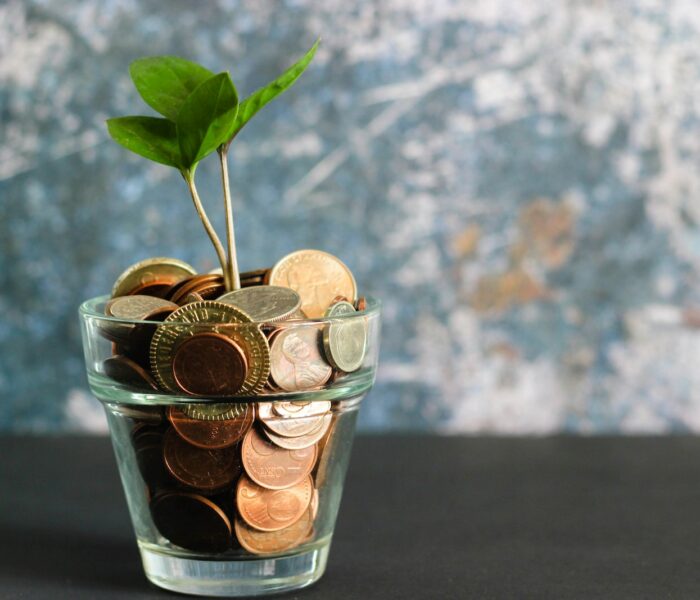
top-left (218, 148), bottom-right (241, 291)
top-left (182, 171), bottom-right (229, 287)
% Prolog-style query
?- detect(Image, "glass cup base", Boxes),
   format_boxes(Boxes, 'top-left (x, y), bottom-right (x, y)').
top-left (139, 540), bottom-right (330, 597)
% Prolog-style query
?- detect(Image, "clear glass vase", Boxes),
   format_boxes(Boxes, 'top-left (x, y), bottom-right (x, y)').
top-left (79, 295), bottom-right (380, 597)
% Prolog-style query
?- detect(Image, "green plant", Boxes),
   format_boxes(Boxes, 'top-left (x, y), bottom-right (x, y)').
top-left (107, 40), bottom-right (320, 290)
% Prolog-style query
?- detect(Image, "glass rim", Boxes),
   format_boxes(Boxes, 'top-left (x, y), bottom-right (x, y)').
top-left (79, 294), bottom-right (381, 326)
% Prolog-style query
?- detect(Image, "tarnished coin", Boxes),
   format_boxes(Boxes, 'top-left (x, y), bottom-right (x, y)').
top-left (112, 257), bottom-right (197, 298)
top-left (170, 274), bottom-right (225, 305)
top-left (259, 401), bottom-right (330, 438)
top-left (262, 413), bottom-right (332, 450)
top-left (241, 427), bottom-right (317, 490)
top-left (236, 474), bottom-right (313, 532)
top-left (322, 301), bottom-right (367, 372)
top-left (234, 507), bottom-right (314, 555)
top-left (182, 402), bottom-right (248, 421)
top-left (172, 332), bottom-right (248, 396)
top-left (150, 492), bottom-right (231, 553)
top-left (268, 250), bottom-right (357, 318)
top-left (168, 404), bottom-right (254, 449)
top-left (269, 326), bottom-right (332, 392)
top-left (163, 428), bottom-right (241, 491)
top-left (218, 286), bottom-right (301, 323)
top-left (103, 355), bottom-right (158, 390)
top-left (150, 301), bottom-right (269, 395)
top-left (106, 295), bottom-right (179, 321)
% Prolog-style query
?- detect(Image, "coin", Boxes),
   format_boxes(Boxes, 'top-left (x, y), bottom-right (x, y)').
top-left (103, 355), bottom-right (158, 390)
top-left (262, 413), bottom-right (332, 450)
top-left (182, 402), bottom-right (248, 421)
top-left (268, 326), bottom-right (332, 392)
top-left (310, 488), bottom-right (319, 520)
top-left (168, 404), bottom-right (254, 449)
top-left (132, 427), bottom-right (170, 492)
top-left (112, 257), bottom-right (197, 298)
top-left (241, 427), bottom-right (317, 490)
top-left (171, 332), bottom-right (248, 396)
top-left (150, 492), bottom-right (231, 553)
top-left (268, 250), bottom-right (357, 318)
top-left (170, 274), bottom-right (225, 305)
top-left (258, 401), bottom-right (330, 437)
top-left (234, 507), bottom-right (314, 555)
top-left (313, 415), bottom-right (339, 489)
top-left (355, 296), bottom-right (367, 312)
top-left (150, 301), bottom-right (269, 395)
top-left (163, 428), bottom-right (241, 491)
top-left (322, 301), bottom-right (367, 372)
top-left (218, 286), bottom-right (302, 323)
top-left (106, 295), bottom-right (179, 321)
top-left (236, 474), bottom-right (313, 532)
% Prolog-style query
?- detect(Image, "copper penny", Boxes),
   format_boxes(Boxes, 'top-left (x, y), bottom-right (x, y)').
top-left (168, 404), bottom-right (254, 449)
top-left (234, 506), bottom-right (314, 555)
top-left (163, 428), bottom-right (241, 491)
top-left (268, 250), bottom-right (357, 318)
top-left (269, 326), bottom-right (332, 392)
top-left (236, 474), bottom-right (313, 532)
top-left (241, 427), bottom-right (317, 490)
top-left (355, 296), bottom-right (367, 312)
top-left (171, 332), bottom-right (248, 396)
top-left (169, 274), bottom-right (224, 305)
top-left (103, 355), bottom-right (158, 390)
top-left (150, 492), bottom-right (231, 553)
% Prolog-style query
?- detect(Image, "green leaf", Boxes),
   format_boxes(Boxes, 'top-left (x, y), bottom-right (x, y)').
top-left (176, 72), bottom-right (239, 168)
top-left (106, 116), bottom-right (181, 167)
top-left (224, 39), bottom-right (319, 147)
top-left (130, 56), bottom-right (214, 121)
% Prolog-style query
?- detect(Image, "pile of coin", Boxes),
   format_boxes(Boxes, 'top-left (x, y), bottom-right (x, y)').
top-left (99, 249), bottom-right (369, 397)
top-left (100, 249), bottom-right (368, 556)
top-left (131, 399), bottom-right (335, 555)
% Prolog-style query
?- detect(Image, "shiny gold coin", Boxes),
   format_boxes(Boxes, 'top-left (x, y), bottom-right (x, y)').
top-left (236, 474), bottom-right (313, 532)
top-left (322, 300), bottom-right (367, 372)
top-left (182, 402), bottom-right (249, 421)
top-left (218, 286), bottom-right (301, 323)
top-left (234, 507), bottom-right (314, 555)
top-left (111, 257), bottom-right (197, 298)
top-left (149, 301), bottom-right (270, 395)
top-left (268, 250), bottom-right (357, 318)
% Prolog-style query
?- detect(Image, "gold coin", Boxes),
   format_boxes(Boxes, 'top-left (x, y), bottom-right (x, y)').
top-left (322, 301), bottom-right (367, 372)
top-left (182, 402), bottom-right (249, 421)
top-left (111, 257), bottom-right (197, 298)
top-left (268, 250), bottom-right (357, 318)
top-left (149, 301), bottom-right (270, 395)
top-left (218, 286), bottom-right (301, 322)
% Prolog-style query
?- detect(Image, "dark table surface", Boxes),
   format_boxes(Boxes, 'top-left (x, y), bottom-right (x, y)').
top-left (1, 435), bottom-right (699, 599)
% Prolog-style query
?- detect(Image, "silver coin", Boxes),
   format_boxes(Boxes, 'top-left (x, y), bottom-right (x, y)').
top-left (322, 301), bottom-right (367, 372)
top-left (218, 286), bottom-right (301, 323)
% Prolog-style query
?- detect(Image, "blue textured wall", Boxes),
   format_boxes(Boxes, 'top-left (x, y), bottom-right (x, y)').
top-left (2, 0), bottom-right (700, 433)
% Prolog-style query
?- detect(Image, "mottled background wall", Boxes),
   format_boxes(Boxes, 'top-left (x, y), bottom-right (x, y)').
top-left (3, 0), bottom-right (700, 433)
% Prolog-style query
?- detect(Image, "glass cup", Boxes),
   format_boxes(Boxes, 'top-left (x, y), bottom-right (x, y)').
top-left (79, 295), bottom-right (380, 596)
